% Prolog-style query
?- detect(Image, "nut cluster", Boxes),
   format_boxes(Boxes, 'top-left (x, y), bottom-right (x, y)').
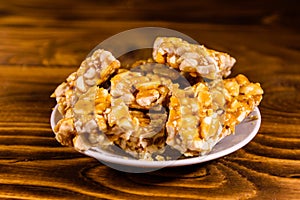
top-left (153, 37), bottom-right (236, 79)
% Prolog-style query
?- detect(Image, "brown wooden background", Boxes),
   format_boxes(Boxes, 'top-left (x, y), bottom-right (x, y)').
top-left (0, 0), bottom-right (300, 199)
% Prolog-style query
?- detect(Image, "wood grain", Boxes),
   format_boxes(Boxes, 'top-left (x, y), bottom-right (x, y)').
top-left (0, 0), bottom-right (300, 199)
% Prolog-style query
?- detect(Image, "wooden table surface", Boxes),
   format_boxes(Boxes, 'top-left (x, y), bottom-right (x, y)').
top-left (0, 0), bottom-right (299, 199)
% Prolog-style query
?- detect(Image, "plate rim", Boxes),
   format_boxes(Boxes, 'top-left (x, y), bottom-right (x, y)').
top-left (50, 105), bottom-right (261, 168)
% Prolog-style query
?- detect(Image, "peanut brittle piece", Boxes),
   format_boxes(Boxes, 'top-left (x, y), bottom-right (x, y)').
top-left (153, 37), bottom-right (236, 79)
top-left (222, 74), bottom-right (263, 135)
top-left (166, 74), bottom-right (263, 157)
top-left (51, 49), bottom-right (120, 149)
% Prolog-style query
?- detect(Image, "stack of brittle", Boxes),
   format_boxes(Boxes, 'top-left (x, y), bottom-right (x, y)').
top-left (51, 37), bottom-right (263, 160)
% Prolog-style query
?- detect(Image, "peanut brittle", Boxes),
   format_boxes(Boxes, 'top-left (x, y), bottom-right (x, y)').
top-left (153, 37), bottom-right (236, 79)
top-left (166, 74), bottom-right (263, 157)
top-left (51, 36), bottom-right (263, 161)
top-left (106, 64), bottom-right (181, 159)
top-left (51, 49), bottom-right (120, 149)
top-left (222, 74), bottom-right (263, 134)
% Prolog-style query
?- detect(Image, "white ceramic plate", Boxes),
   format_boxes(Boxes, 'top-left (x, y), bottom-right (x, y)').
top-left (51, 105), bottom-right (261, 172)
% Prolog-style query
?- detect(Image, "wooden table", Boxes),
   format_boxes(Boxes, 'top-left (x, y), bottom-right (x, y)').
top-left (1, 0), bottom-right (299, 199)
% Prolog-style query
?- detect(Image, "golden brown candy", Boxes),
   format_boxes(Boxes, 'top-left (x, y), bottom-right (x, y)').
top-left (51, 37), bottom-right (263, 160)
